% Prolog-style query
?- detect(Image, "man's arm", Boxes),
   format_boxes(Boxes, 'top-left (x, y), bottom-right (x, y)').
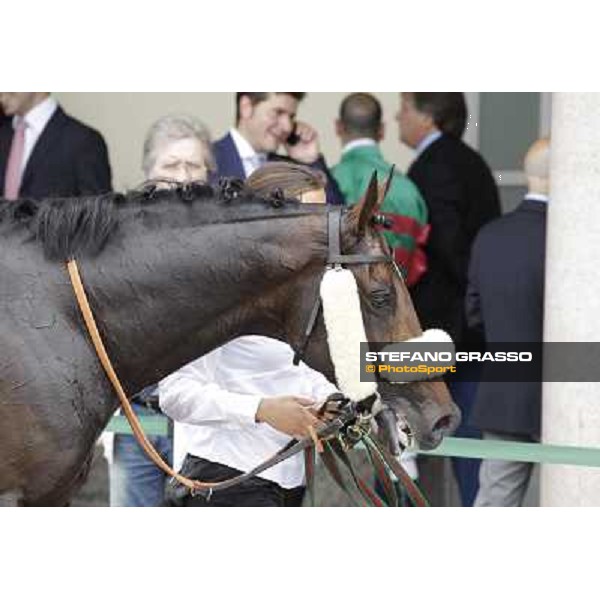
top-left (159, 353), bottom-right (264, 428)
top-left (159, 353), bottom-right (321, 438)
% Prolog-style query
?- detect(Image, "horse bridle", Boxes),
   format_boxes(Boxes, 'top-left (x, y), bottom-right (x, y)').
top-left (293, 207), bottom-right (394, 367)
top-left (292, 206), bottom-right (403, 417)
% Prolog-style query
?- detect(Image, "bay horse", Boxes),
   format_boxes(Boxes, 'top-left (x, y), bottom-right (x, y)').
top-left (0, 180), bottom-right (459, 506)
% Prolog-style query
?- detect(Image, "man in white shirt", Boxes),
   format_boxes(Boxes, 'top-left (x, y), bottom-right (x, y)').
top-left (212, 92), bottom-right (343, 205)
top-left (160, 337), bottom-right (338, 506)
top-left (0, 92), bottom-right (112, 199)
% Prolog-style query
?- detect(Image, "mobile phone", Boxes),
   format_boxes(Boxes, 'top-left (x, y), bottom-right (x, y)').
top-left (286, 124), bottom-right (300, 146)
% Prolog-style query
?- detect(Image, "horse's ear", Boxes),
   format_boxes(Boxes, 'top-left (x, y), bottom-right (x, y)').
top-left (357, 171), bottom-right (380, 237)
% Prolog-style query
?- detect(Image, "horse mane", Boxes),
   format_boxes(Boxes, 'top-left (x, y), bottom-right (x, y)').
top-left (0, 179), bottom-right (313, 261)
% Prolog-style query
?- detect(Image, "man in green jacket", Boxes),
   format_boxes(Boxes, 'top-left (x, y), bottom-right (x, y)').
top-left (333, 93), bottom-right (429, 286)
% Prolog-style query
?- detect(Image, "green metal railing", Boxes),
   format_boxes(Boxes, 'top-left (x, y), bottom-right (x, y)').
top-left (107, 415), bottom-right (600, 467)
top-left (420, 437), bottom-right (600, 467)
top-left (108, 415), bottom-right (170, 437)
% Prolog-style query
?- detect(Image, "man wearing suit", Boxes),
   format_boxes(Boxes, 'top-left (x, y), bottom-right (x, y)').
top-left (0, 92), bottom-right (112, 199)
top-left (213, 92), bottom-right (343, 205)
top-left (398, 93), bottom-right (501, 344)
top-left (467, 139), bottom-right (549, 507)
top-left (397, 92), bottom-right (501, 506)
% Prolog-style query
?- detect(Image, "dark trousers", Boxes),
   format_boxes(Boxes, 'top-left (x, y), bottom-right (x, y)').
top-left (165, 455), bottom-right (305, 507)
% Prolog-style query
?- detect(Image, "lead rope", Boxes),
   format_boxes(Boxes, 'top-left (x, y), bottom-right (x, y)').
top-left (67, 260), bottom-right (213, 494)
top-left (363, 433), bottom-right (429, 507)
top-left (68, 259), bottom-right (338, 498)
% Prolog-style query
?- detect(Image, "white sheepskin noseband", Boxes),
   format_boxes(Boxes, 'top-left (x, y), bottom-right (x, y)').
top-left (403, 328), bottom-right (454, 346)
top-left (320, 269), bottom-right (454, 401)
top-left (320, 268), bottom-right (378, 402)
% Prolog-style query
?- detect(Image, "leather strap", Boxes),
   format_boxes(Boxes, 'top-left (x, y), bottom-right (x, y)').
top-left (327, 208), bottom-right (391, 266)
top-left (364, 438), bottom-right (399, 507)
top-left (293, 296), bottom-right (322, 366)
top-left (67, 260), bottom-right (215, 493)
top-left (293, 209), bottom-right (390, 365)
top-left (304, 447), bottom-right (316, 507)
top-left (328, 209), bottom-right (342, 265)
top-left (363, 433), bottom-right (429, 508)
top-left (67, 259), bottom-right (323, 496)
top-left (320, 442), bottom-right (360, 506)
top-left (328, 439), bottom-right (385, 507)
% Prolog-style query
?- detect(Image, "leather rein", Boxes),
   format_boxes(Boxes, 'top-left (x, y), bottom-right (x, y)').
top-left (67, 207), bottom-right (428, 506)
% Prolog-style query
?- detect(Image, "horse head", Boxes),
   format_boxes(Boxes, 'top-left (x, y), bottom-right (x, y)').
top-left (283, 174), bottom-right (460, 451)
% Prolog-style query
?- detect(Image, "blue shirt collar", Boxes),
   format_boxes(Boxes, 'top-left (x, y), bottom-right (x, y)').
top-left (415, 130), bottom-right (443, 157)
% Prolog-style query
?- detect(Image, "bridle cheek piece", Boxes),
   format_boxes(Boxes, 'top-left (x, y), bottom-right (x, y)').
top-left (292, 208), bottom-right (394, 408)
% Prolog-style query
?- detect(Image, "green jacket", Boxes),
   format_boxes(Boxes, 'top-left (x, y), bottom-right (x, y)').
top-left (333, 144), bottom-right (429, 285)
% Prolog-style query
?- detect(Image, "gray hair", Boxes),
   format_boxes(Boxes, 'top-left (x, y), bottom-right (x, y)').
top-left (142, 114), bottom-right (215, 177)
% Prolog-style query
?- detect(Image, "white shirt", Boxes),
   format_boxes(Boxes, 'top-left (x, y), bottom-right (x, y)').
top-left (525, 193), bottom-right (549, 204)
top-left (229, 128), bottom-right (267, 177)
top-left (342, 138), bottom-right (377, 155)
top-left (159, 336), bottom-right (338, 489)
top-left (13, 96), bottom-right (58, 176)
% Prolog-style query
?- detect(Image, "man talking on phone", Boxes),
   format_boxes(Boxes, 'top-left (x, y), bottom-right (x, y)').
top-left (213, 92), bottom-right (343, 204)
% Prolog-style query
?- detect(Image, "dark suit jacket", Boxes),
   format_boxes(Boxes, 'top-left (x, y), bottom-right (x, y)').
top-left (466, 200), bottom-right (547, 436)
top-left (0, 106), bottom-right (112, 198)
top-left (213, 133), bottom-right (344, 205)
top-left (408, 134), bottom-right (501, 344)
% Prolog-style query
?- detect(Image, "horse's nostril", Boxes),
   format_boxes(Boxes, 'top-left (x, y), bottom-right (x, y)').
top-left (433, 415), bottom-right (453, 434)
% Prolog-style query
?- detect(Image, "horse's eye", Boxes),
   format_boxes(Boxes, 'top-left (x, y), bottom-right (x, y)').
top-left (371, 288), bottom-right (392, 309)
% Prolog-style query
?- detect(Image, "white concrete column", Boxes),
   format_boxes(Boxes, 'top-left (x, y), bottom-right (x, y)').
top-left (542, 93), bottom-right (600, 506)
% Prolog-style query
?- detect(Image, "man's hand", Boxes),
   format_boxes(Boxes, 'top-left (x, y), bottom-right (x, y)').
top-left (284, 121), bottom-right (320, 164)
top-left (256, 396), bottom-right (321, 439)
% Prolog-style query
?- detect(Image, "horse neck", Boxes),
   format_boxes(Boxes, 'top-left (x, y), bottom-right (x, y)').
top-left (81, 208), bottom-right (327, 393)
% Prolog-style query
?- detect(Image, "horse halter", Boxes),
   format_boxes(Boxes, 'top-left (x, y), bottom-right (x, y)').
top-left (293, 207), bottom-right (394, 374)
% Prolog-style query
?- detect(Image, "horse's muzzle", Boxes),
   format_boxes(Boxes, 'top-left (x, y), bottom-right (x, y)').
top-left (381, 380), bottom-right (461, 451)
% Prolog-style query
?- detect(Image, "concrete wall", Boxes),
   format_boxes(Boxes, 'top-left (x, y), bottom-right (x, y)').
top-left (54, 92), bottom-right (415, 191)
